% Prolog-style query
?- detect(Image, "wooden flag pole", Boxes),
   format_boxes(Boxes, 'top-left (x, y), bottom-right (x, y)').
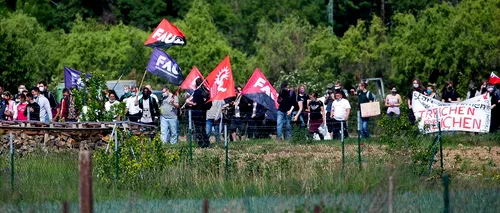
top-left (136, 70), bottom-right (148, 102)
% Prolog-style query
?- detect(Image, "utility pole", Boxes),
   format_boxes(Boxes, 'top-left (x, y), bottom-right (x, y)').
top-left (327, 0), bottom-right (334, 34)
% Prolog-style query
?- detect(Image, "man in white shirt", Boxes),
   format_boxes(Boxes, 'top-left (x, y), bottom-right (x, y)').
top-left (330, 89), bottom-right (351, 139)
top-left (125, 91), bottom-right (142, 122)
top-left (31, 87), bottom-right (52, 122)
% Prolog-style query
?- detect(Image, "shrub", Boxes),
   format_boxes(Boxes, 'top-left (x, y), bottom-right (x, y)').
top-left (93, 131), bottom-right (180, 185)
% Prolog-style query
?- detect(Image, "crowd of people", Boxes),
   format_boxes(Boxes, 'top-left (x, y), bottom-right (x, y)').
top-left (1, 78), bottom-right (499, 147)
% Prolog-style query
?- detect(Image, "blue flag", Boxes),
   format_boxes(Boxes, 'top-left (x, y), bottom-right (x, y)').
top-left (146, 48), bottom-right (184, 85)
top-left (64, 67), bottom-right (91, 89)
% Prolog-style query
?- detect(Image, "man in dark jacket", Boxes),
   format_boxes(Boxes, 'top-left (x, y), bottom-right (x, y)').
top-left (25, 93), bottom-right (41, 121)
top-left (187, 78), bottom-right (212, 148)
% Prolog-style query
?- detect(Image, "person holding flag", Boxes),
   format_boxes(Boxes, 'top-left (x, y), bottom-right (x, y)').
top-left (187, 78), bottom-right (212, 147)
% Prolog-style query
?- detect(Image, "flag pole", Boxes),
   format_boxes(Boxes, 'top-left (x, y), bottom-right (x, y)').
top-left (112, 42), bottom-right (142, 90)
top-left (136, 70), bottom-right (148, 101)
top-left (180, 79), bottom-right (208, 109)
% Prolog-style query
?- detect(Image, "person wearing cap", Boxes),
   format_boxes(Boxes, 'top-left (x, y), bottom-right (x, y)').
top-left (324, 83), bottom-right (335, 139)
top-left (330, 89), bottom-right (351, 139)
top-left (334, 81), bottom-right (349, 98)
top-left (160, 85), bottom-right (180, 144)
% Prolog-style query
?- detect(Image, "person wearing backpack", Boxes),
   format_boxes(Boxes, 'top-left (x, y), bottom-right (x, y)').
top-left (38, 81), bottom-right (58, 117)
top-left (357, 82), bottom-right (375, 138)
top-left (139, 87), bottom-right (160, 125)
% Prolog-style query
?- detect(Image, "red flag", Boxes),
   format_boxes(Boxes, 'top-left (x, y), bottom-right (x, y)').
top-left (206, 56), bottom-right (236, 101)
top-left (144, 19), bottom-right (186, 49)
top-left (241, 68), bottom-right (279, 110)
top-left (177, 66), bottom-right (206, 95)
top-left (489, 72), bottom-right (500, 85)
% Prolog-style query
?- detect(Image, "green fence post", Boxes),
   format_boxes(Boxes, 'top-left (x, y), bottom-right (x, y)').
top-left (443, 173), bottom-right (450, 213)
top-left (115, 127), bottom-right (119, 184)
top-left (10, 132), bottom-right (14, 190)
top-left (357, 110), bottom-right (362, 170)
top-left (189, 110), bottom-right (193, 165)
top-left (225, 124), bottom-right (229, 178)
top-left (341, 121), bottom-right (345, 172)
top-left (437, 113), bottom-right (444, 174)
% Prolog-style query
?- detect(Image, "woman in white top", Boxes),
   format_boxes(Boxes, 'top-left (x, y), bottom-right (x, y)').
top-left (385, 87), bottom-right (402, 119)
top-left (104, 90), bottom-right (120, 111)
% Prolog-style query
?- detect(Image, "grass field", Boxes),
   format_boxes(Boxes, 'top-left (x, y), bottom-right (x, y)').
top-left (1, 134), bottom-right (500, 212)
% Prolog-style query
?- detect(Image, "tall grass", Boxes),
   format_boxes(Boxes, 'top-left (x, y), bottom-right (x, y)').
top-left (2, 135), bottom-right (499, 206)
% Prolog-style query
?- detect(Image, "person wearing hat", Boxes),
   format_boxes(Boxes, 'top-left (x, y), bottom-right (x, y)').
top-left (160, 85), bottom-right (180, 144)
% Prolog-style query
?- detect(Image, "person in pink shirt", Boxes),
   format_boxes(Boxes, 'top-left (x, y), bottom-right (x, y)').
top-left (14, 94), bottom-right (28, 121)
top-left (3, 92), bottom-right (15, 121)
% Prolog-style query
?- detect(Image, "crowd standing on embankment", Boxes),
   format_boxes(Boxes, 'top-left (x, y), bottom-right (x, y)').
top-left (1, 79), bottom-right (499, 147)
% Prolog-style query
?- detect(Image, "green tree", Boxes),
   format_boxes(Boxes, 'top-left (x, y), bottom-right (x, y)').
top-left (167, 0), bottom-right (249, 84)
top-left (0, 12), bottom-right (44, 92)
top-left (250, 15), bottom-right (314, 83)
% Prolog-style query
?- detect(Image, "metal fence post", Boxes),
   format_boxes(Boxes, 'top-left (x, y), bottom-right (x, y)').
top-left (189, 110), bottom-right (193, 165)
top-left (389, 176), bottom-right (393, 213)
top-left (225, 124), bottom-right (229, 178)
top-left (443, 173), bottom-right (450, 213)
top-left (114, 128), bottom-right (119, 184)
top-left (341, 121), bottom-right (345, 172)
top-left (357, 110), bottom-right (362, 170)
top-left (10, 132), bottom-right (14, 190)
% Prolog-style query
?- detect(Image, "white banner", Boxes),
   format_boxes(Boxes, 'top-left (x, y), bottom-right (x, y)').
top-left (412, 92), bottom-right (491, 133)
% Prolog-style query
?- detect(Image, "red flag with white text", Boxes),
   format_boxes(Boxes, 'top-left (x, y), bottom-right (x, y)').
top-left (241, 68), bottom-right (279, 111)
top-left (144, 19), bottom-right (186, 49)
top-left (206, 56), bottom-right (236, 101)
top-left (489, 72), bottom-right (500, 85)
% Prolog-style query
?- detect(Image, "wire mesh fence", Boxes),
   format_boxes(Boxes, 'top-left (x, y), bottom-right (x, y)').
top-left (1, 188), bottom-right (499, 212)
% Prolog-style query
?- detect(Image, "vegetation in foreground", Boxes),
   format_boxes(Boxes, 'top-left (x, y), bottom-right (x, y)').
top-left (1, 134), bottom-right (499, 208)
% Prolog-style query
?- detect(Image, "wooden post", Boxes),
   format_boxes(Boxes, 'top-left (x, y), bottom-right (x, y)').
top-left (388, 176), bottom-right (393, 213)
top-left (313, 205), bottom-right (322, 213)
top-left (62, 201), bottom-right (69, 213)
top-left (203, 199), bottom-right (209, 213)
top-left (79, 151), bottom-right (93, 213)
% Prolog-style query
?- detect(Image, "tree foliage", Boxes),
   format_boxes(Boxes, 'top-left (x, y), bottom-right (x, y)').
top-left (1, 0), bottom-right (500, 98)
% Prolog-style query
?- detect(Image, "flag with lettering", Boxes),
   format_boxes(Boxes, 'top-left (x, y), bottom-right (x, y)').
top-left (241, 68), bottom-right (279, 112)
top-left (489, 72), bottom-right (500, 85)
top-left (146, 48), bottom-right (184, 85)
top-left (412, 91), bottom-right (491, 133)
top-left (64, 66), bottom-right (91, 89)
top-left (206, 56), bottom-right (236, 101)
top-left (144, 19), bottom-right (186, 49)
top-left (177, 66), bottom-right (207, 95)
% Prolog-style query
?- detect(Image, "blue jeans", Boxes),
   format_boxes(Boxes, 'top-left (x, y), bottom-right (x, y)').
top-left (161, 116), bottom-right (178, 144)
top-left (206, 119), bottom-right (220, 142)
top-left (360, 118), bottom-right (370, 138)
top-left (277, 111), bottom-right (292, 140)
top-left (291, 111), bottom-right (306, 128)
